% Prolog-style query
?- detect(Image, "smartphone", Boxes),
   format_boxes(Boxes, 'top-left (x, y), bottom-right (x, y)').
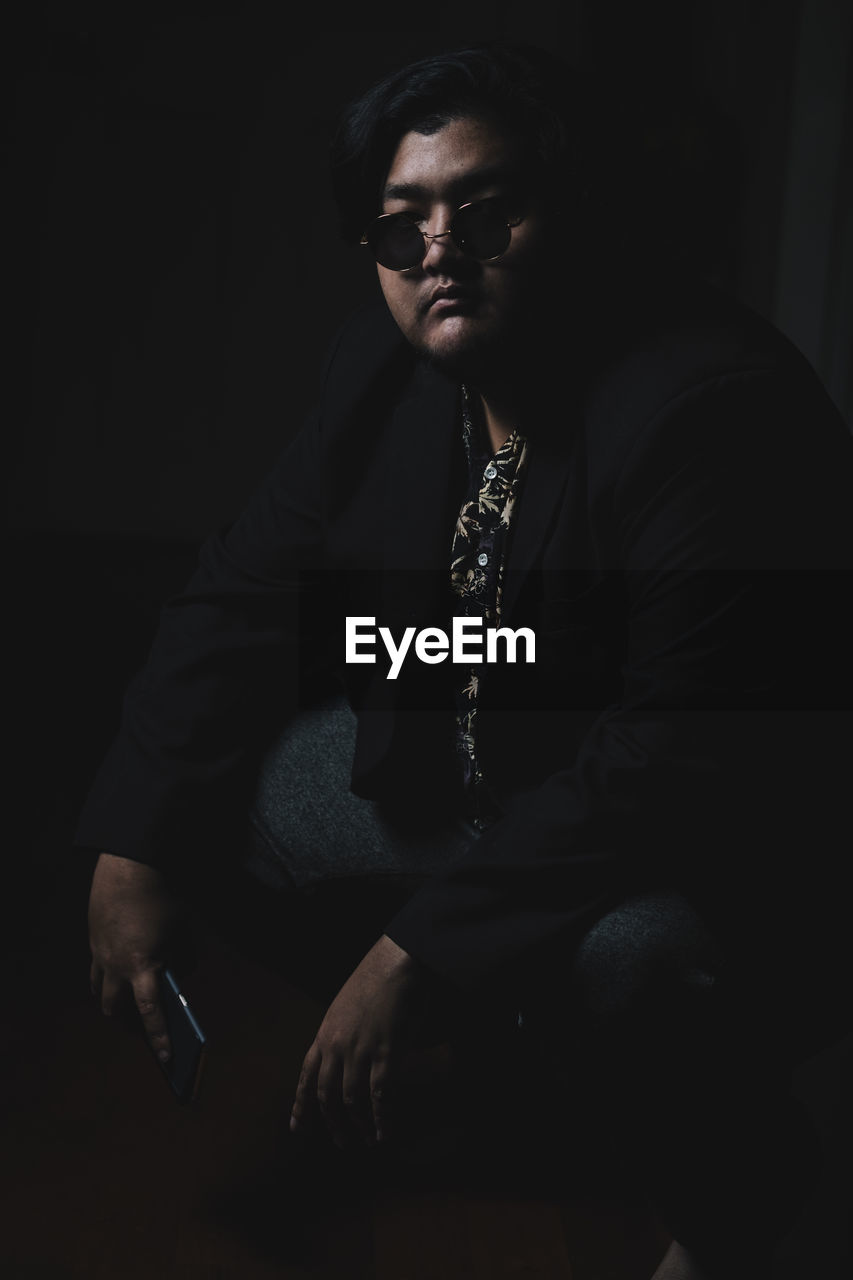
top-left (153, 968), bottom-right (207, 1104)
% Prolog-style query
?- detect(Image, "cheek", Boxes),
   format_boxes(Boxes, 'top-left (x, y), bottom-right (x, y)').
top-left (380, 284), bottom-right (428, 346)
top-left (378, 272), bottom-right (413, 322)
top-left (377, 267), bottom-right (407, 299)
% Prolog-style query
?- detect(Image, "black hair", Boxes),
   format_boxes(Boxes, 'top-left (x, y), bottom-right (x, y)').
top-left (330, 43), bottom-right (585, 245)
top-left (329, 41), bottom-right (742, 286)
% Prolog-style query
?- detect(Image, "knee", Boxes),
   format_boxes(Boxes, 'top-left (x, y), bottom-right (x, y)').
top-left (571, 889), bottom-right (723, 1030)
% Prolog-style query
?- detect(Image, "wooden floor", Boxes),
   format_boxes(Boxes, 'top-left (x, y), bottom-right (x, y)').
top-left (4, 858), bottom-right (672, 1279)
top-left (4, 855), bottom-right (850, 1280)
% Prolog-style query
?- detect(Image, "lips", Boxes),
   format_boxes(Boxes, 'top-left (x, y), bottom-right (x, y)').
top-left (423, 286), bottom-right (479, 315)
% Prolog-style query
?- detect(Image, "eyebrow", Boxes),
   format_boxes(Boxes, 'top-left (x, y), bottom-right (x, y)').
top-left (382, 163), bottom-right (518, 205)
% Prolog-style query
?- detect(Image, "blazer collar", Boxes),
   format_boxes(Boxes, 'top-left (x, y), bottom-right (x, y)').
top-left (380, 358), bottom-right (575, 626)
top-left (500, 430), bottom-right (574, 622)
top-left (382, 359), bottom-right (462, 584)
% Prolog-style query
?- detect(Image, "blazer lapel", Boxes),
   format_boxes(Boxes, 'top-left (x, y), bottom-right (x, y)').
top-left (381, 360), bottom-right (463, 614)
top-left (351, 361), bottom-right (461, 788)
top-left (379, 358), bottom-right (578, 628)
top-left (500, 432), bottom-right (575, 624)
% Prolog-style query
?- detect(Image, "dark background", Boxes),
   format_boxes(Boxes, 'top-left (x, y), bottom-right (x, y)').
top-left (8, 1), bottom-right (852, 544)
top-left (4, 4), bottom-right (852, 1275)
top-left (7, 0), bottom-right (852, 867)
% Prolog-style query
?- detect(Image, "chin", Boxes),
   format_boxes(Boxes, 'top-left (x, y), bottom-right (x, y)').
top-left (412, 314), bottom-right (513, 381)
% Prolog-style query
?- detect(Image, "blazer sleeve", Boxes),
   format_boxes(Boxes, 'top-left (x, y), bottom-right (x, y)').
top-left (384, 367), bottom-right (853, 994)
top-left (73, 376), bottom-right (337, 876)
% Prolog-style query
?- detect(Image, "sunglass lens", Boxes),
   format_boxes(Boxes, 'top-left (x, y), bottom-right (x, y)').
top-left (453, 203), bottom-right (511, 260)
top-left (370, 217), bottom-right (424, 271)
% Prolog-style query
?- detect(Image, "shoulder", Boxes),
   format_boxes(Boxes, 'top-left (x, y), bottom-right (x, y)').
top-left (572, 276), bottom-right (853, 570)
top-left (315, 296), bottom-right (459, 460)
top-left (320, 296), bottom-right (414, 400)
top-left (579, 275), bottom-right (847, 486)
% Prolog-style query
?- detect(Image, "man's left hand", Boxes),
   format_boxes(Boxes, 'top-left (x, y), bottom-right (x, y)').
top-left (290, 933), bottom-right (442, 1147)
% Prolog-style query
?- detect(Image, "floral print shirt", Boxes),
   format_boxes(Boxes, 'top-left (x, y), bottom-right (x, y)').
top-left (450, 385), bottom-right (529, 829)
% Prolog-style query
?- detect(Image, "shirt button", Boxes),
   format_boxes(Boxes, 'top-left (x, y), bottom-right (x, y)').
top-left (484, 465), bottom-right (498, 479)
top-left (477, 552), bottom-right (489, 566)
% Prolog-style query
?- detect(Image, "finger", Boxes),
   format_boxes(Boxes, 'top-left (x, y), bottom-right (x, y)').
top-left (317, 1052), bottom-right (347, 1148)
top-left (131, 968), bottom-right (171, 1062)
top-left (341, 1055), bottom-right (374, 1146)
top-left (370, 1056), bottom-right (394, 1144)
top-left (290, 1044), bottom-right (321, 1133)
top-left (89, 960), bottom-right (102, 999)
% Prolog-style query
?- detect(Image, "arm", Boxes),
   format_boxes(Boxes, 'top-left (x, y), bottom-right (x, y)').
top-left (79, 298), bottom-right (410, 1059)
top-left (383, 367), bottom-right (853, 994)
top-left (76, 408), bottom-right (328, 874)
top-left (81, 412), bottom-right (329, 1052)
top-left (289, 365), bottom-right (853, 1143)
top-left (76, 298), bottom-right (403, 874)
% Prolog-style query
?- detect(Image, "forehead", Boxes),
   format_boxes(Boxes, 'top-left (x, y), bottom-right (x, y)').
top-left (382, 115), bottom-right (525, 205)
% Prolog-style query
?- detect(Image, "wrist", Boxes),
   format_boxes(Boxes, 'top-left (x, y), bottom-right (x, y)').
top-left (94, 851), bottom-right (170, 896)
top-left (378, 933), bottom-right (417, 971)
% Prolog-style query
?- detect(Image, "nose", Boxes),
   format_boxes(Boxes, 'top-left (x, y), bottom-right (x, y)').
top-left (420, 217), bottom-right (461, 271)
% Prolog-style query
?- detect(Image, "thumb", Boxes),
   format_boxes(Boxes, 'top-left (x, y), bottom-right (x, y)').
top-left (131, 967), bottom-right (172, 1062)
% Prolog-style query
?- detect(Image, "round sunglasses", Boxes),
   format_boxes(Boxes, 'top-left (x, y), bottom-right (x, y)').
top-left (360, 197), bottom-right (523, 272)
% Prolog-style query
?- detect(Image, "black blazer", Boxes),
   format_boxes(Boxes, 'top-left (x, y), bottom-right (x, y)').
top-left (76, 280), bottom-right (853, 996)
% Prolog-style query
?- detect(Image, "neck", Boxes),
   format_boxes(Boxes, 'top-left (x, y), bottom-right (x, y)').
top-left (478, 388), bottom-right (521, 453)
top-left (469, 316), bottom-right (569, 452)
top-left (473, 352), bottom-right (553, 452)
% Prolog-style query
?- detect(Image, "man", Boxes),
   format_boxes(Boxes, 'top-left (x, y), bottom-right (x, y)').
top-left (81, 43), bottom-right (852, 1279)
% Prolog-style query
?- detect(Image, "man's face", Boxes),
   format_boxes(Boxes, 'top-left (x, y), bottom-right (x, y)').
top-left (374, 116), bottom-right (551, 379)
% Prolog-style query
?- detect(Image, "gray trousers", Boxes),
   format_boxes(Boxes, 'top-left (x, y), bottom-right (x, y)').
top-left (232, 695), bottom-right (821, 1258)
top-left (245, 694), bottom-right (476, 892)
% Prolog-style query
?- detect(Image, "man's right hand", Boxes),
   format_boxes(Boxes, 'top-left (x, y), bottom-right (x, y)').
top-left (88, 852), bottom-right (183, 1062)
